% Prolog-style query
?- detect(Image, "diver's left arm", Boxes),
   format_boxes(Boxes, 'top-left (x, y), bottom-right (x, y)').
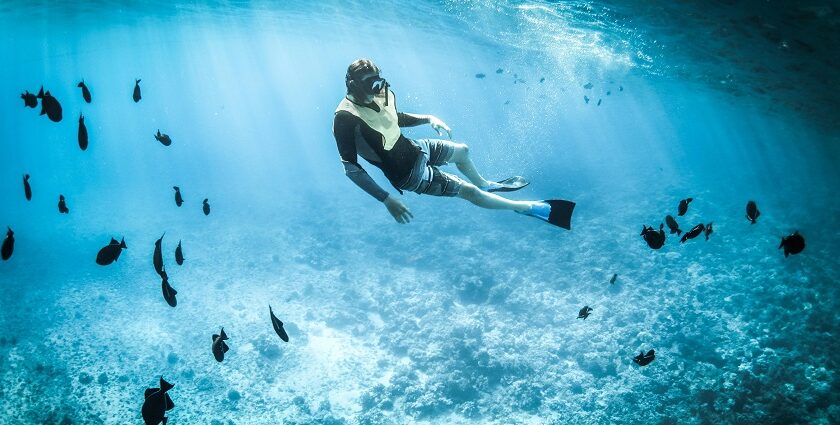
top-left (398, 112), bottom-right (452, 139)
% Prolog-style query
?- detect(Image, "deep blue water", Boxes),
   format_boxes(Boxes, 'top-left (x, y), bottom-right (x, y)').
top-left (1, 1), bottom-right (839, 424)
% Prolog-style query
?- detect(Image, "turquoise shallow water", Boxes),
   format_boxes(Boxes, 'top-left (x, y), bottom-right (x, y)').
top-left (1, 1), bottom-right (839, 424)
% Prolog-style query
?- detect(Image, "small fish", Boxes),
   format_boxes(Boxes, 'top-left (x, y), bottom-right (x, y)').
top-left (665, 215), bottom-right (682, 236)
top-left (21, 90), bottom-right (37, 108)
top-left (161, 269), bottom-right (177, 307)
top-left (583, 82), bottom-right (593, 89)
top-left (36, 87), bottom-right (63, 122)
top-left (269, 305), bottom-right (289, 342)
top-left (175, 240), bottom-right (184, 265)
top-left (641, 223), bottom-right (666, 250)
top-left (503, 100), bottom-right (510, 105)
top-left (606, 90), bottom-right (611, 96)
top-left (677, 198), bottom-right (693, 216)
top-left (495, 68), bottom-right (503, 74)
top-left (577, 306), bottom-right (593, 320)
top-left (23, 174), bottom-right (32, 201)
top-left (704, 222), bottom-right (714, 240)
top-left (514, 78), bottom-right (526, 84)
top-left (173, 186), bottom-right (183, 207)
top-left (202, 199), bottom-right (210, 216)
top-left (153, 233), bottom-right (165, 277)
top-left (141, 376), bottom-right (175, 425)
top-left (539, 77), bottom-right (545, 83)
top-left (475, 73), bottom-right (486, 79)
top-left (779, 231), bottom-right (805, 257)
top-left (680, 223), bottom-right (705, 243)
top-left (619, 85), bottom-right (623, 91)
top-left (77, 80), bottom-right (91, 103)
top-left (746, 201), bottom-right (760, 224)
top-left (597, 98), bottom-right (602, 106)
top-left (58, 195), bottom-right (69, 214)
top-left (633, 349), bottom-right (655, 366)
top-left (584, 95), bottom-right (590, 104)
top-left (1, 227), bottom-right (14, 261)
top-left (609, 273), bottom-right (617, 284)
top-left (78, 114), bottom-right (88, 151)
top-left (133, 79), bottom-right (142, 102)
top-left (154, 130), bottom-right (171, 146)
top-left (212, 327), bottom-right (229, 362)
top-left (96, 237), bottom-right (126, 265)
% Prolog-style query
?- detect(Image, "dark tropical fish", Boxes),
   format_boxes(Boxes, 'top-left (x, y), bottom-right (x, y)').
top-left (641, 223), bottom-right (665, 250)
top-left (20, 90), bottom-right (37, 108)
top-left (583, 82), bottom-right (593, 89)
top-left (133, 79), bottom-right (142, 102)
top-left (746, 201), bottom-right (760, 224)
top-left (174, 240), bottom-right (184, 265)
top-left (779, 231), bottom-right (805, 257)
top-left (577, 306), bottom-right (593, 320)
top-left (680, 223), bottom-right (705, 243)
top-left (23, 174), bottom-right (32, 201)
top-left (704, 222), bottom-right (714, 240)
top-left (597, 98), bottom-right (602, 106)
top-left (202, 199), bottom-right (210, 216)
top-left (633, 349), bottom-right (655, 366)
top-left (475, 73), bottom-right (485, 79)
top-left (539, 77), bottom-right (545, 83)
top-left (161, 269), bottom-right (177, 307)
top-left (495, 68), bottom-right (503, 74)
top-left (153, 233), bottom-right (165, 277)
top-left (609, 273), bottom-right (617, 284)
top-left (677, 198), bottom-right (693, 216)
top-left (36, 87), bottom-right (62, 122)
top-left (584, 95), bottom-right (590, 104)
top-left (173, 186), bottom-right (183, 207)
top-left (78, 114), bottom-right (88, 151)
top-left (58, 195), bottom-right (69, 214)
top-left (77, 80), bottom-right (91, 103)
top-left (96, 237), bottom-right (126, 265)
top-left (212, 327), bottom-right (229, 362)
top-left (141, 376), bottom-right (175, 425)
top-left (665, 215), bottom-right (682, 236)
top-left (1, 227), bottom-right (14, 261)
top-left (269, 305), bottom-right (289, 342)
top-left (154, 130), bottom-right (171, 146)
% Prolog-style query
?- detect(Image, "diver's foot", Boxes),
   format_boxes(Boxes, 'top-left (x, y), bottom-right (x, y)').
top-left (481, 176), bottom-right (530, 193)
top-left (515, 199), bottom-right (576, 230)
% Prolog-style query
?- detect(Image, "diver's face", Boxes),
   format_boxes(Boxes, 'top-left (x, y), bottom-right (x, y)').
top-left (356, 71), bottom-right (386, 102)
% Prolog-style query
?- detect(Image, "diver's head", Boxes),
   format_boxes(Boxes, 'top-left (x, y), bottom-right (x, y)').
top-left (346, 58), bottom-right (388, 103)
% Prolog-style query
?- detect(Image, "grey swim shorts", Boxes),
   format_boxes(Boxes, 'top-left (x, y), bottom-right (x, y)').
top-left (397, 139), bottom-right (467, 197)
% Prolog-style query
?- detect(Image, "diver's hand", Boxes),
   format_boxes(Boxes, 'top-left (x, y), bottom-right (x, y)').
top-left (384, 194), bottom-right (413, 224)
top-left (428, 116), bottom-right (452, 140)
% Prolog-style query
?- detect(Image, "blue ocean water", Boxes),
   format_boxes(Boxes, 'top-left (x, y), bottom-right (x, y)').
top-left (1, 1), bottom-right (839, 424)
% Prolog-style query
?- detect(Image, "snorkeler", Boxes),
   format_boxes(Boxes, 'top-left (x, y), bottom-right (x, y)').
top-left (333, 59), bottom-right (575, 229)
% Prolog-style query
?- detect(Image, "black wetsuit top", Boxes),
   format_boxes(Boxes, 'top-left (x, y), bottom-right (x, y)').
top-left (333, 98), bottom-right (426, 201)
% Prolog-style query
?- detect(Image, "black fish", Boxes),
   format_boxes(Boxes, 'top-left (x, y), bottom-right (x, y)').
top-left (77, 80), bottom-right (91, 103)
top-left (58, 195), bottom-right (69, 214)
top-left (212, 327), bottom-right (229, 362)
top-left (475, 73), bottom-right (485, 79)
top-left (680, 224), bottom-right (705, 243)
top-left (495, 68), bottom-right (503, 74)
top-left (746, 201), bottom-right (760, 224)
top-left (609, 273), bottom-right (617, 284)
top-left (677, 198), bottom-right (693, 216)
top-left (704, 222), bottom-right (713, 240)
top-left (641, 223), bottom-right (665, 250)
top-left (36, 87), bottom-right (62, 122)
top-left (633, 349), bottom-right (655, 366)
top-left (597, 98), bottom-right (602, 106)
top-left (154, 130), bottom-right (171, 146)
top-left (269, 305), bottom-right (289, 342)
top-left (23, 174), bottom-right (32, 201)
top-left (202, 199), bottom-right (210, 216)
top-left (78, 114), bottom-right (88, 151)
top-left (133, 79), bottom-right (142, 102)
top-left (1, 227), bottom-right (14, 261)
top-left (161, 269), bottom-right (177, 307)
top-left (577, 306), bottom-right (593, 320)
top-left (96, 237), bottom-right (126, 265)
top-left (21, 90), bottom-right (37, 108)
top-left (141, 376), bottom-right (175, 425)
top-left (173, 186), bottom-right (183, 207)
top-left (175, 240), bottom-right (184, 265)
top-left (539, 77), bottom-right (545, 83)
top-left (665, 215), bottom-right (682, 236)
top-left (583, 82), bottom-right (593, 89)
top-left (153, 233), bottom-right (165, 277)
top-left (779, 231), bottom-right (805, 257)
top-left (584, 95), bottom-right (590, 104)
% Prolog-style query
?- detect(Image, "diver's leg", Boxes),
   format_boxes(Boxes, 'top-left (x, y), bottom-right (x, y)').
top-left (448, 143), bottom-right (493, 188)
top-left (456, 183), bottom-right (534, 212)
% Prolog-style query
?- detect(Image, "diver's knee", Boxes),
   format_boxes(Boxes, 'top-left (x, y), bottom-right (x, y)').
top-left (452, 143), bottom-right (470, 162)
top-left (457, 183), bottom-right (479, 200)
